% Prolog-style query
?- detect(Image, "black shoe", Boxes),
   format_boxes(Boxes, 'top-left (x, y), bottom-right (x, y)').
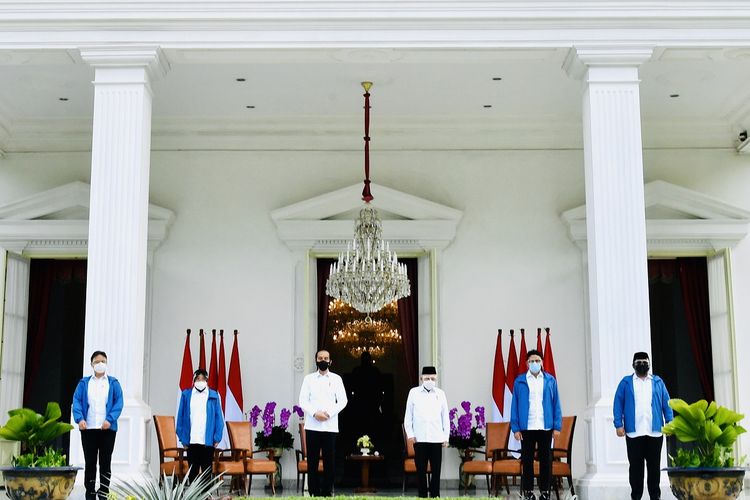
top-left (524, 492), bottom-right (537, 500)
top-left (540, 492), bottom-right (551, 500)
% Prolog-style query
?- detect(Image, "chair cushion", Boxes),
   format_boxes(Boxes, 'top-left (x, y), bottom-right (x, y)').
top-left (297, 460), bottom-right (324, 473)
top-left (532, 460), bottom-right (571, 475)
top-left (215, 461), bottom-right (245, 475)
top-left (245, 459), bottom-right (277, 474)
top-left (462, 460), bottom-right (492, 474)
top-left (492, 458), bottom-right (522, 474)
top-left (160, 461), bottom-right (187, 476)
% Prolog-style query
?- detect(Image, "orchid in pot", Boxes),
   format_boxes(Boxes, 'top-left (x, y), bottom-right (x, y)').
top-left (448, 401), bottom-right (486, 490)
top-left (247, 402), bottom-right (303, 490)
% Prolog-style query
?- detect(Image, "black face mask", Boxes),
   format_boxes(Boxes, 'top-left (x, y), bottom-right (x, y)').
top-left (634, 362), bottom-right (649, 376)
top-left (316, 360), bottom-right (330, 371)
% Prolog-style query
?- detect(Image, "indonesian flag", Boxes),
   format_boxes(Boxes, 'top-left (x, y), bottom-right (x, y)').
top-left (491, 330), bottom-right (507, 422)
top-left (543, 328), bottom-right (557, 379)
top-left (198, 329), bottom-right (207, 371)
top-left (217, 330), bottom-right (229, 448)
top-left (176, 330), bottom-right (193, 446)
top-left (506, 331), bottom-right (521, 454)
top-left (518, 329), bottom-right (528, 375)
top-left (225, 330), bottom-right (244, 425)
top-left (208, 330), bottom-right (219, 390)
top-left (536, 328), bottom-right (544, 354)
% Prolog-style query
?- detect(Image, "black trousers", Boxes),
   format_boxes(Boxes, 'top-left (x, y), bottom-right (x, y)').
top-left (520, 429), bottom-right (552, 493)
top-left (187, 444), bottom-right (215, 483)
top-left (414, 442), bottom-right (442, 498)
top-left (306, 429), bottom-right (336, 496)
top-left (81, 429), bottom-right (117, 498)
top-left (626, 435), bottom-right (663, 500)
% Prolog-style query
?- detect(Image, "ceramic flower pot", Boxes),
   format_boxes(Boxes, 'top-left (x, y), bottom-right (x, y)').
top-left (666, 467), bottom-right (746, 500)
top-left (360, 448), bottom-right (370, 455)
top-left (0, 466), bottom-right (81, 500)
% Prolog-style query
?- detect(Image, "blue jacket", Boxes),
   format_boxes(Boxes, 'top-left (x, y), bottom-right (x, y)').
top-left (613, 374), bottom-right (673, 433)
top-left (72, 375), bottom-right (124, 431)
top-left (511, 372), bottom-right (562, 433)
top-left (176, 389), bottom-right (224, 447)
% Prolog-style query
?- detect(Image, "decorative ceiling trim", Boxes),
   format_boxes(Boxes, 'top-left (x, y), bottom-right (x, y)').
top-left (272, 182), bottom-right (462, 251)
top-left (561, 180), bottom-right (750, 251)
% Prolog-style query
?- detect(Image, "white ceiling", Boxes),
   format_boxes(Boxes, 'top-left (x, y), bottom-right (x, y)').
top-left (0, 47), bottom-right (749, 151)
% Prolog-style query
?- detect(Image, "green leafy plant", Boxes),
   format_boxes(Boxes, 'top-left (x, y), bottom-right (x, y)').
top-left (107, 470), bottom-right (223, 500)
top-left (661, 398), bottom-right (746, 468)
top-left (356, 435), bottom-right (374, 449)
top-left (0, 402), bottom-right (74, 467)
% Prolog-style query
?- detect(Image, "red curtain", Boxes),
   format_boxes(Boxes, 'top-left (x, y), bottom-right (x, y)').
top-left (397, 258), bottom-right (419, 387)
top-left (677, 259), bottom-right (715, 402)
top-left (316, 258), bottom-right (334, 350)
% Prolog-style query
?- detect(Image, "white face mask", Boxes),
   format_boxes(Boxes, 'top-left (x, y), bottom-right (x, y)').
top-left (194, 380), bottom-right (208, 392)
top-left (423, 380), bottom-right (436, 391)
top-left (93, 362), bottom-right (107, 374)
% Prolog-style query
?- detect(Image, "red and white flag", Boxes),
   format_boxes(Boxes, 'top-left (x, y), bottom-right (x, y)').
top-left (518, 329), bottom-right (528, 375)
top-left (506, 331), bottom-right (521, 453)
top-left (176, 330), bottom-right (194, 446)
top-left (491, 330), bottom-right (507, 422)
top-left (217, 330), bottom-right (229, 448)
top-left (208, 330), bottom-right (219, 390)
top-left (536, 327), bottom-right (544, 355)
top-left (198, 329), bottom-right (207, 371)
top-left (543, 327), bottom-right (557, 379)
top-left (225, 330), bottom-right (244, 424)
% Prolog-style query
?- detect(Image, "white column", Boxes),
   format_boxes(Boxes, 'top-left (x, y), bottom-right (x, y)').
top-left (70, 47), bottom-right (168, 480)
top-left (565, 47), bottom-right (655, 499)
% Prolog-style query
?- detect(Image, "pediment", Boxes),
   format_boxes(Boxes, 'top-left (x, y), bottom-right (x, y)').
top-left (0, 181), bottom-right (175, 223)
top-left (561, 180), bottom-right (750, 251)
top-left (271, 182), bottom-right (462, 251)
top-left (0, 182), bottom-right (175, 255)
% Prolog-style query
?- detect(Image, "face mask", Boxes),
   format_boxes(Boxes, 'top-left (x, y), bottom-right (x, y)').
top-left (528, 361), bottom-right (542, 374)
top-left (194, 380), bottom-right (207, 392)
top-left (634, 362), bottom-right (649, 376)
top-left (93, 362), bottom-right (107, 374)
top-left (423, 380), bottom-right (436, 391)
top-left (316, 360), bottom-right (330, 372)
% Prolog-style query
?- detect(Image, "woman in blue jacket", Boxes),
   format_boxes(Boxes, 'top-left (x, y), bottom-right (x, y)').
top-left (176, 369), bottom-right (224, 482)
top-left (72, 350), bottom-right (124, 500)
top-left (510, 349), bottom-right (562, 500)
top-left (613, 352), bottom-right (673, 500)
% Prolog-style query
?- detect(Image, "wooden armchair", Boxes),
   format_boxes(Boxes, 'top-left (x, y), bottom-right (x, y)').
top-left (461, 422), bottom-right (511, 495)
top-left (295, 423), bottom-right (323, 492)
top-left (401, 424), bottom-right (430, 493)
top-left (153, 415), bottom-right (188, 483)
top-left (213, 421), bottom-right (277, 496)
top-left (533, 415), bottom-right (577, 500)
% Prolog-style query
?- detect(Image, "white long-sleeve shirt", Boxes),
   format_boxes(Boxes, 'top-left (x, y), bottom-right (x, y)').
top-left (628, 374), bottom-right (662, 438)
top-left (86, 374), bottom-right (109, 429)
top-left (189, 388), bottom-right (209, 445)
top-left (404, 385), bottom-right (450, 443)
top-left (526, 371), bottom-right (548, 431)
top-left (298, 370), bottom-right (348, 433)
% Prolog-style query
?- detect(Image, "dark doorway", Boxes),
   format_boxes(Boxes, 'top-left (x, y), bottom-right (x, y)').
top-left (317, 257), bottom-right (418, 489)
top-left (648, 257), bottom-right (714, 458)
top-left (23, 259), bottom-right (87, 458)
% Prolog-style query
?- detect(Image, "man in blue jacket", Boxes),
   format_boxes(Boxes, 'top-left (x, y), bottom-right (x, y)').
top-left (72, 351), bottom-right (124, 500)
top-left (176, 369), bottom-right (224, 483)
top-left (511, 349), bottom-right (562, 500)
top-left (614, 352), bottom-right (673, 500)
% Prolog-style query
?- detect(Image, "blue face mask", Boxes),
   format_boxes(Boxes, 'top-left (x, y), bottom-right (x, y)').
top-left (528, 361), bottom-right (542, 374)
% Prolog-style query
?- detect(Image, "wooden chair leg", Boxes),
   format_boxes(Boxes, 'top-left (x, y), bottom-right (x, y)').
top-left (568, 474), bottom-right (575, 496)
top-left (244, 475), bottom-right (249, 496)
top-left (402, 473), bottom-right (406, 494)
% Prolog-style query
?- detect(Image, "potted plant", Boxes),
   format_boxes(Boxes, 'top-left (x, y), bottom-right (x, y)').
top-left (247, 402), bottom-right (299, 490)
top-left (661, 398), bottom-right (747, 500)
top-left (448, 401), bottom-right (486, 490)
top-left (0, 402), bottom-right (79, 500)
top-left (356, 435), bottom-right (374, 455)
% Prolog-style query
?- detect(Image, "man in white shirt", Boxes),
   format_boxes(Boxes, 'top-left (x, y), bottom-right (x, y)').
top-left (613, 352), bottom-right (673, 500)
top-left (510, 350), bottom-right (562, 500)
top-left (404, 366), bottom-right (449, 498)
top-left (298, 349), bottom-right (348, 497)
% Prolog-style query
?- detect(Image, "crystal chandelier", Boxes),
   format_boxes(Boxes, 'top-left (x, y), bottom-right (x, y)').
top-left (326, 82), bottom-right (411, 313)
top-left (329, 298), bottom-right (402, 359)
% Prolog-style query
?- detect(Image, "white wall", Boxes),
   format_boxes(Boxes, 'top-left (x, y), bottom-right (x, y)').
top-left (0, 147), bottom-right (748, 482)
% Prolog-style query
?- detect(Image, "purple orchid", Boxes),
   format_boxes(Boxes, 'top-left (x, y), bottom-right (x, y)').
top-left (449, 407), bottom-right (458, 434)
top-left (292, 405), bottom-right (304, 418)
top-left (249, 405), bottom-right (262, 427)
top-left (280, 408), bottom-right (292, 430)
top-left (461, 401), bottom-right (471, 414)
top-left (475, 406), bottom-right (486, 429)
